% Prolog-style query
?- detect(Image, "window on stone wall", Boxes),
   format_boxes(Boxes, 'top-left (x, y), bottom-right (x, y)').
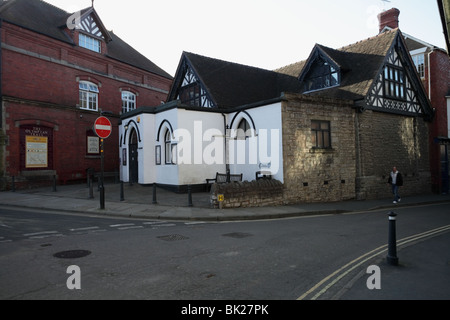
top-left (311, 120), bottom-right (331, 149)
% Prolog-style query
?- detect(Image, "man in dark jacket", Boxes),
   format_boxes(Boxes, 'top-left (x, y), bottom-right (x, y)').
top-left (388, 167), bottom-right (403, 204)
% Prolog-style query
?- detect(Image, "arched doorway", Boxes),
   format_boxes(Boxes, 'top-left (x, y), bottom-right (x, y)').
top-left (129, 128), bottom-right (139, 184)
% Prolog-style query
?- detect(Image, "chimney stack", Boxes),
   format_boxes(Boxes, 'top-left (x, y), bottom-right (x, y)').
top-left (378, 8), bottom-right (400, 33)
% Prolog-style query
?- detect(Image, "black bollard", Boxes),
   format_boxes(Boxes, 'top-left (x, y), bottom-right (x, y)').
top-left (12, 176), bottom-right (15, 192)
top-left (152, 184), bottom-right (157, 204)
top-left (53, 175), bottom-right (57, 192)
top-left (387, 211), bottom-right (399, 266)
top-left (88, 175), bottom-right (94, 199)
top-left (188, 185), bottom-right (193, 207)
top-left (99, 184), bottom-right (105, 210)
top-left (120, 181), bottom-right (125, 202)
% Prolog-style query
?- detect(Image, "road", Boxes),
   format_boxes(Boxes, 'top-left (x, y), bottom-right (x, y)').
top-left (1, 203), bottom-right (449, 301)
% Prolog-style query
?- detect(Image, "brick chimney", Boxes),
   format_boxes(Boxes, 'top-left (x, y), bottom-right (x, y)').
top-left (378, 8), bottom-right (400, 33)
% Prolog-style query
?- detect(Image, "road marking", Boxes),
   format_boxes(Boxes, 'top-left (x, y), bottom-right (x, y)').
top-left (298, 224), bottom-right (450, 300)
top-left (151, 224), bottom-right (177, 228)
top-left (117, 226), bottom-right (144, 230)
top-left (143, 221), bottom-right (168, 225)
top-left (110, 224), bottom-right (135, 228)
top-left (29, 234), bottom-right (64, 240)
top-left (70, 227), bottom-right (100, 232)
top-left (24, 231), bottom-right (59, 237)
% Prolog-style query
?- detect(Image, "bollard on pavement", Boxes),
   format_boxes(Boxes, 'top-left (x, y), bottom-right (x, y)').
top-left (152, 184), bottom-right (157, 204)
top-left (88, 175), bottom-right (94, 199)
top-left (120, 181), bottom-right (125, 202)
top-left (387, 211), bottom-right (399, 266)
top-left (188, 185), bottom-right (193, 207)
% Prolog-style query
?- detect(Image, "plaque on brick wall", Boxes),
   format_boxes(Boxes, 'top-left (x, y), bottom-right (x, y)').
top-left (26, 136), bottom-right (48, 168)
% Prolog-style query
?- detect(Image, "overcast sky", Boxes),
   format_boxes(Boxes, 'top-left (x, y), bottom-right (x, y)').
top-left (45, 0), bottom-right (446, 77)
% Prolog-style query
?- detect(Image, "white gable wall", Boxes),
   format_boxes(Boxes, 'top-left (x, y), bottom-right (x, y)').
top-left (176, 109), bottom-right (226, 185)
top-left (228, 102), bottom-right (284, 183)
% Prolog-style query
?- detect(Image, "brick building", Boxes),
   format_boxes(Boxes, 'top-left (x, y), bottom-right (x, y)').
top-left (0, 0), bottom-right (172, 190)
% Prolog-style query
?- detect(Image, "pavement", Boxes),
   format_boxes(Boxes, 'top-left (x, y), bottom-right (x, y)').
top-left (1, 182), bottom-right (449, 300)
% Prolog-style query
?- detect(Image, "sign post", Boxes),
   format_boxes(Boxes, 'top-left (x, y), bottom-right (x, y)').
top-left (94, 116), bottom-right (112, 210)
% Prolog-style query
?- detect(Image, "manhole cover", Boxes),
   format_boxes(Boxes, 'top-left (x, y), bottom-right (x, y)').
top-left (53, 250), bottom-right (92, 259)
top-left (223, 232), bottom-right (253, 239)
top-left (157, 234), bottom-right (189, 242)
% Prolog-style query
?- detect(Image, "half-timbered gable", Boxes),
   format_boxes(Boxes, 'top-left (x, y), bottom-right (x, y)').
top-left (365, 32), bottom-right (434, 119)
top-left (168, 55), bottom-right (217, 108)
top-left (279, 29), bottom-right (433, 121)
top-left (168, 52), bottom-right (301, 110)
top-left (75, 7), bottom-right (112, 42)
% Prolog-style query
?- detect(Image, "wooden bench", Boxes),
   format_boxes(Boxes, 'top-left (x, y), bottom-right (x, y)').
top-left (256, 171), bottom-right (272, 180)
top-left (206, 172), bottom-right (243, 185)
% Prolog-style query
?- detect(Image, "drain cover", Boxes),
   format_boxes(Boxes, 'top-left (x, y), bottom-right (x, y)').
top-left (53, 250), bottom-right (91, 259)
top-left (223, 232), bottom-right (253, 239)
top-left (157, 234), bottom-right (189, 242)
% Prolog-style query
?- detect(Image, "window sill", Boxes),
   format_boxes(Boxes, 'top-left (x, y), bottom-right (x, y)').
top-left (309, 148), bottom-right (335, 154)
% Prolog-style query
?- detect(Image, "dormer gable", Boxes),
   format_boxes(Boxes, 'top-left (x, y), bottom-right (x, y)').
top-left (299, 45), bottom-right (341, 93)
top-left (75, 7), bottom-right (112, 42)
top-left (168, 53), bottom-right (217, 108)
top-left (65, 7), bottom-right (112, 53)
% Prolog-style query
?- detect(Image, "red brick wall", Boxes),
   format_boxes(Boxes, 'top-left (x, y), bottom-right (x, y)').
top-left (427, 49), bottom-right (450, 193)
top-left (1, 21), bottom-right (172, 188)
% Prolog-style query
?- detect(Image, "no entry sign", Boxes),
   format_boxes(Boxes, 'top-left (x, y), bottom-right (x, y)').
top-left (94, 116), bottom-right (112, 139)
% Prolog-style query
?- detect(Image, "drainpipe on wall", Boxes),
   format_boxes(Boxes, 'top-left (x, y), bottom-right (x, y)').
top-left (222, 113), bottom-right (230, 180)
top-left (428, 49), bottom-right (433, 101)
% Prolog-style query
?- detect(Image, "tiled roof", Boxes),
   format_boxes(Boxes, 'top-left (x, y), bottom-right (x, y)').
top-left (183, 52), bottom-right (302, 109)
top-left (0, 0), bottom-right (172, 79)
top-left (276, 29), bottom-right (399, 101)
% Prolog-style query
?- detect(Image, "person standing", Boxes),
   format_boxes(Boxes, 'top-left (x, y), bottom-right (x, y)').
top-left (388, 167), bottom-right (403, 204)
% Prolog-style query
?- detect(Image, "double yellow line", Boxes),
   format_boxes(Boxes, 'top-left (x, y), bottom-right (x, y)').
top-left (298, 224), bottom-right (450, 300)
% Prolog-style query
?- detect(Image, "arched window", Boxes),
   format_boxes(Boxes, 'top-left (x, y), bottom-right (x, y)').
top-left (165, 130), bottom-right (172, 164)
top-left (79, 81), bottom-right (99, 111)
top-left (237, 119), bottom-right (251, 140)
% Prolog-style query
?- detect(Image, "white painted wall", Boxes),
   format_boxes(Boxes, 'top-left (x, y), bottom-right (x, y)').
top-left (177, 109), bottom-right (226, 184)
top-left (228, 103), bottom-right (284, 182)
top-left (119, 102), bottom-right (284, 187)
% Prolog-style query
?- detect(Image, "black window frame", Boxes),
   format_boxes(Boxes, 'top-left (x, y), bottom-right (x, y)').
top-left (383, 65), bottom-right (406, 101)
top-left (311, 120), bottom-right (332, 149)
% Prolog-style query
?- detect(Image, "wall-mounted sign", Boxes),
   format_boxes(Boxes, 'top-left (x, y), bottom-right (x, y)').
top-left (87, 136), bottom-right (100, 154)
top-left (26, 136), bottom-right (48, 168)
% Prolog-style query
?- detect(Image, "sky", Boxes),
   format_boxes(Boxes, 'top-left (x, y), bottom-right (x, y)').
top-left (44, 0), bottom-right (447, 77)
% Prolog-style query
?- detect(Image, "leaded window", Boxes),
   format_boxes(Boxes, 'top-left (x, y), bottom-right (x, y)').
top-left (165, 130), bottom-right (172, 165)
top-left (179, 83), bottom-right (202, 107)
top-left (383, 65), bottom-right (406, 100)
top-left (303, 57), bottom-right (340, 93)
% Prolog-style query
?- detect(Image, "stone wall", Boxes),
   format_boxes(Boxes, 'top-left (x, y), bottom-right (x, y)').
top-left (356, 110), bottom-right (431, 200)
top-left (281, 94), bottom-right (357, 204)
top-left (210, 179), bottom-right (284, 209)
